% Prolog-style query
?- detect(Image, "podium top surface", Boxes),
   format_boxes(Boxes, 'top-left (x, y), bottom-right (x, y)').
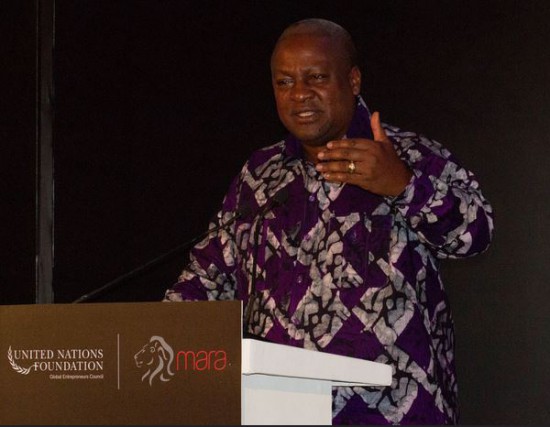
top-left (242, 338), bottom-right (392, 387)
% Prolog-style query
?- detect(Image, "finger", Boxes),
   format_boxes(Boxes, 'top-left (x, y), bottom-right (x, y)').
top-left (319, 138), bottom-right (371, 163)
top-left (326, 139), bottom-right (369, 150)
top-left (321, 170), bottom-right (363, 185)
top-left (370, 111), bottom-right (388, 141)
top-left (315, 160), bottom-right (354, 174)
top-left (317, 147), bottom-right (363, 162)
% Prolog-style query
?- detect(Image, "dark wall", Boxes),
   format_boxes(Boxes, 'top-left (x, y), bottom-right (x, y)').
top-left (5, 0), bottom-right (550, 423)
top-left (0, 0), bottom-right (37, 304)
top-left (52, 0), bottom-right (285, 303)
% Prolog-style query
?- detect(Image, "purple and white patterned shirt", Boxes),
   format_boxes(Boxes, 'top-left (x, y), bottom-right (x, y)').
top-left (165, 98), bottom-right (494, 424)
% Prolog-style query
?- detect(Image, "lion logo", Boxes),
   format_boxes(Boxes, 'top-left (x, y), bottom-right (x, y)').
top-left (134, 335), bottom-right (175, 386)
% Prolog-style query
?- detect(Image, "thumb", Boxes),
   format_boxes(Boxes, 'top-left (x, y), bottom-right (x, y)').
top-left (370, 111), bottom-right (387, 141)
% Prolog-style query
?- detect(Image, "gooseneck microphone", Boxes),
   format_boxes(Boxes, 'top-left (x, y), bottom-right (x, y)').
top-left (243, 187), bottom-right (289, 334)
top-left (72, 204), bottom-right (252, 303)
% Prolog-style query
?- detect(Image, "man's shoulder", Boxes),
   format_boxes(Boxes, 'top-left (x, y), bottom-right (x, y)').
top-left (382, 122), bottom-right (428, 142)
top-left (381, 122), bottom-right (452, 160)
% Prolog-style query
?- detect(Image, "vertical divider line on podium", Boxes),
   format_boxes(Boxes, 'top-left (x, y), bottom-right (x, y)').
top-left (117, 333), bottom-right (120, 390)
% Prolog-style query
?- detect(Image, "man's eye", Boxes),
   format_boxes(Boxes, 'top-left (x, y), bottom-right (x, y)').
top-left (311, 74), bottom-right (327, 81)
top-left (276, 79), bottom-right (293, 87)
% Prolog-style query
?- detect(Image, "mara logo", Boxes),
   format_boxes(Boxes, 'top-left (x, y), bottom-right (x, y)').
top-left (134, 336), bottom-right (175, 386)
top-left (134, 336), bottom-right (230, 386)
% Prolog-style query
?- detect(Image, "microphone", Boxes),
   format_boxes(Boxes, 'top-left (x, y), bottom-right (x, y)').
top-left (72, 203), bottom-right (251, 303)
top-left (243, 187), bottom-right (289, 334)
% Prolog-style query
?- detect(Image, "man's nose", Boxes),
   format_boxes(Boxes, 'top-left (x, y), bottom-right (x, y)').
top-left (290, 81), bottom-right (313, 102)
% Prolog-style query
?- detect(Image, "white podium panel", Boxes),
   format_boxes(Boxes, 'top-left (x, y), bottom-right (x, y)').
top-left (241, 338), bottom-right (392, 425)
top-left (242, 374), bottom-right (332, 425)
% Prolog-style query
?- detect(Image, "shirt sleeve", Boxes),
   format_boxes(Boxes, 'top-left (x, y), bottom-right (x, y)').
top-left (163, 170), bottom-right (246, 302)
top-left (386, 125), bottom-right (495, 259)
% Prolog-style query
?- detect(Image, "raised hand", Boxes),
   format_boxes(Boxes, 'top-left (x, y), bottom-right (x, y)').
top-left (315, 111), bottom-right (412, 196)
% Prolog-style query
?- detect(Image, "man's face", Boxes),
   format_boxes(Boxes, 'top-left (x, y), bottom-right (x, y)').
top-left (271, 33), bottom-right (361, 149)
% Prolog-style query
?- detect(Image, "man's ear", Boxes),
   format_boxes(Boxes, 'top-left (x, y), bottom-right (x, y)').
top-left (349, 66), bottom-right (361, 96)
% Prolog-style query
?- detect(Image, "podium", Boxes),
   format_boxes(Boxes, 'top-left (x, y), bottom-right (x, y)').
top-left (242, 338), bottom-right (391, 425)
top-left (1, 301), bottom-right (391, 425)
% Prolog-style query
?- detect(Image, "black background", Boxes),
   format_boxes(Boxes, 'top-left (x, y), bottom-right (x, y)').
top-left (2, 0), bottom-right (549, 423)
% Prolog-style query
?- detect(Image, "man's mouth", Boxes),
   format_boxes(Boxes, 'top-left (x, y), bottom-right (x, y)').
top-left (293, 110), bottom-right (321, 120)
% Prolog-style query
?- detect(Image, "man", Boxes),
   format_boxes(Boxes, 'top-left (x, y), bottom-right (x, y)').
top-left (165, 19), bottom-right (494, 424)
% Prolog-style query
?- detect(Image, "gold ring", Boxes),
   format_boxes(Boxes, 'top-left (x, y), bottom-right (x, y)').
top-left (347, 160), bottom-right (356, 174)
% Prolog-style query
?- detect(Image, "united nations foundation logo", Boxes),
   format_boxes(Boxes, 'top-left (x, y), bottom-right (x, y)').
top-left (134, 336), bottom-right (175, 386)
top-left (7, 346), bottom-right (32, 375)
top-left (6, 345), bottom-right (105, 379)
